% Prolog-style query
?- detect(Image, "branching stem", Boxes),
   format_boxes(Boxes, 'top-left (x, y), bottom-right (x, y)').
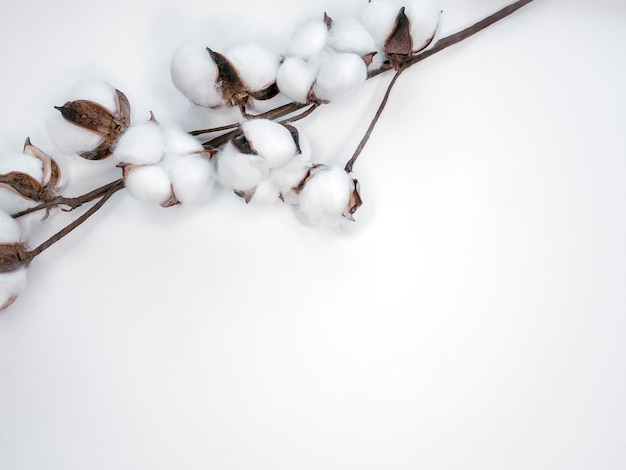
top-left (26, 179), bottom-right (125, 261)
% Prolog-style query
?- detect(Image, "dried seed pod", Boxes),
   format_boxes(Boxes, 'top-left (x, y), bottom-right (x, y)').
top-left (53, 86), bottom-right (131, 160)
top-left (23, 138), bottom-right (62, 192)
top-left (0, 210), bottom-right (28, 310)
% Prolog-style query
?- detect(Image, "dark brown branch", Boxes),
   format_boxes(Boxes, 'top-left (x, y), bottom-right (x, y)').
top-left (26, 179), bottom-right (125, 261)
top-left (12, 178), bottom-right (125, 218)
top-left (344, 70), bottom-right (403, 173)
top-left (346, 0), bottom-right (535, 171)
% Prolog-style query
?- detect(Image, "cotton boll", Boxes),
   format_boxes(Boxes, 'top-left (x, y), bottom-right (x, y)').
top-left (171, 43), bottom-right (223, 108)
top-left (276, 56), bottom-right (319, 103)
top-left (113, 121), bottom-right (164, 165)
top-left (0, 210), bottom-right (21, 244)
top-left (248, 178), bottom-right (280, 205)
top-left (165, 154), bottom-right (216, 204)
top-left (216, 142), bottom-right (269, 191)
top-left (405, 0), bottom-right (441, 51)
top-left (361, 0), bottom-right (402, 49)
top-left (241, 119), bottom-right (297, 169)
top-left (328, 18), bottom-right (377, 56)
top-left (287, 20), bottom-right (328, 59)
top-left (225, 44), bottom-right (279, 93)
top-left (297, 165), bottom-right (353, 225)
top-left (0, 268), bottom-right (27, 311)
top-left (160, 123), bottom-right (203, 155)
top-left (124, 165), bottom-right (172, 205)
top-left (313, 52), bottom-right (367, 102)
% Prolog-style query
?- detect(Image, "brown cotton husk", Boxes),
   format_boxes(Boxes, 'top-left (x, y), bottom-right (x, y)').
top-left (281, 124), bottom-right (303, 155)
top-left (0, 171), bottom-right (51, 203)
top-left (23, 137), bottom-right (61, 191)
top-left (234, 188), bottom-right (256, 203)
top-left (54, 89), bottom-right (132, 160)
top-left (384, 7), bottom-right (413, 64)
top-left (0, 243), bottom-right (30, 273)
top-left (207, 48), bottom-right (248, 108)
top-left (342, 178), bottom-right (362, 221)
top-left (54, 100), bottom-right (118, 135)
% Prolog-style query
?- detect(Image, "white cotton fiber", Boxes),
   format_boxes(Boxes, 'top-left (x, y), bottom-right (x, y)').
top-left (313, 52), bottom-right (367, 102)
top-left (0, 210), bottom-right (21, 244)
top-left (248, 178), bottom-right (280, 205)
top-left (171, 43), bottom-right (223, 107)
top-left (276, 56), bottom-right (319, 103)
top-left (327, 18), bottom-right (377, 56)
top-left (113, 121), bottom-right (164, 165)
top-left (66, 79), bottom-right (117, 113)
top-left (226, 44), bottom-right (279, 92)
top-left (361, 0), bottom-right (402, 49)
top-left (160, 123), bottom-right (203, 155)
top-left (124, 165), bottom-right (172, 205)
top-left (405, 0), bottom-right (441, 51)
top-left (0, 268), bottom-right (27, 311)
top-left (297, 165), bottom-right (353, 224)
top-left (287, 20), bottom-right (328, 59)
top-left (0, 154), bottom-right (43, 184)
top-left (241, 119), bottom-right (297, 169)
top-left (269, 155), bottom-right (311, 193)
top-left (165, 154), bottom-right (216, 204)
top-left (47, 114), bottom-right (104, 155)
top-left (216, 142), bottom-right (269, 191)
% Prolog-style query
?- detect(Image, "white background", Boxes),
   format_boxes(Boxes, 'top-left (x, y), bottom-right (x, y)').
top-left (1, 0), bottom-right (626, 468)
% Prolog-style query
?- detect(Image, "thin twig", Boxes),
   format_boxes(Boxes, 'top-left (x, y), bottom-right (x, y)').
top-left (344, 70), bottom-right (403, 173)
top-left (12, 178), bottom-right (125, 218)
top-left (26, 179), bottom-right (125, 261)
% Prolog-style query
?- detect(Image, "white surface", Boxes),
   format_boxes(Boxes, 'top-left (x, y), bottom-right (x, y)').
top-left (1, 0), bottom-right (626, 468)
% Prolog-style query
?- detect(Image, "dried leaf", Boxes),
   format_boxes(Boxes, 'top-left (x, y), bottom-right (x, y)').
top-left (0, 243), bottom-right (29, 273)
top-left (54, 100), bottom-right (117, 135)
top-left (384, 7), bottom-right (413, 62)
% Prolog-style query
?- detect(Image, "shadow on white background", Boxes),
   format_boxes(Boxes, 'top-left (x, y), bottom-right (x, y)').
top-left (1, 0), bottom-right (625, 468)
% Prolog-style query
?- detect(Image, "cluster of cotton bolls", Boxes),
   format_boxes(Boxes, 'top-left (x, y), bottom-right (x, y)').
top-left (171, 0), bottom-right (440, 109)
top-left (114, 119), bottom-right (216, 206)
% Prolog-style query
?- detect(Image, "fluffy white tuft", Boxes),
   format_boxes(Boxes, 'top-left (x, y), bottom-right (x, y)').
top-left (0, 210), bottom-right (22, 244)
top-left (47, 114), bottom-right (104, 155)
top-left (160, 123), bottom-right (203, 155)
top-left (287, 20), bottom-right (328, 59)
top-left (405, 0), bottom-right (441, 51)
top-left (216, 142), bottom-right (269, 192)
top-left (241, 119), bottom-right (297, 169)
top-left (113, 121), bottom-right (165, 165)
top-left (164, 154), bottom-right (216, 204)
top-left (248, 178), bottom-right (280, 205)
top-left (171, 43), bottom-right (223, 107)
top-left (226, 44), bottom-right (279, 92)
top-left (297, 165), bottom-right (353, 226)
top-left (313, 52), bottom-right (367, 102)
top-left (327, 18), bottom-right (377, 56)
top-left (361, 0), bottom-right (402, 49)
top-left (65, 79), bottom-right (118, 113)
top-left (276, 56), bottom-right (319, 103)
top-left (124, 165), bottom-right (172, 205)
top-left (0, 268), bottom-right (27, 311)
